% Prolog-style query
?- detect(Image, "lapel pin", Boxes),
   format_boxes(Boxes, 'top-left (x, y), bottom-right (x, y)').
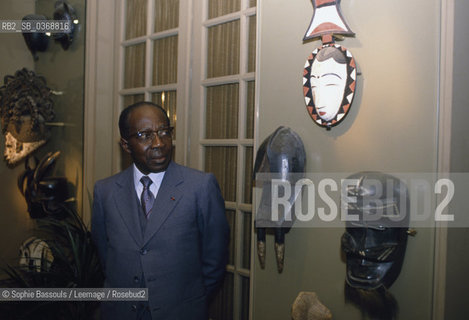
top-left (170, 196), bottom-right (175, 201)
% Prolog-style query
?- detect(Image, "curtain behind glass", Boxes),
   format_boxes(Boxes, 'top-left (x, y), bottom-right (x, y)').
top-left (126, 0), bottom-right (147, 39)
top-left (152, 91), bottom-right (177, 138)
top-left (123, 94), bottom-right (145, 107)
top-left (205, 146), bottom-right (237, 202)
top-left (246, 81), bottom-right (255, 139)
top-left (209, 273), bottom-right (234, 320)
top-left (226, 210), bottom-right (236, 265)
top-left (154, 0), bottom-right (179, 32)
top-left (207, 21), bottom-right (240, 78)
top-left (248, 15), bottom-right (257, 73)
top-left (124, 44), bottom-right (146, 88)
top-left (153, 36), bottom-right (178, 85)
top-left (206, 84), bottom-right (239, 139)
top-left (241, 212), bottom-right (252, 269)
top-left (208, 0), bottom-right (240, 19)
top-left (240, 275), bottom-right (250, 319)
top-left (244, 146), bottom-right (253, 204)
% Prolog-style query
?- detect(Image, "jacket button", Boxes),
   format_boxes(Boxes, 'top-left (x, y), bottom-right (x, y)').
top-left (140, 248), bottom-right (148, 255)
top-left (131, 304), bottom-right (137, 311)
top-left (134, 276), bottom-right (139, 283)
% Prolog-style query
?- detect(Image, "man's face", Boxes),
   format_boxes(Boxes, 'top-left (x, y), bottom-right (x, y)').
top-left (121, 105), bottom-right (172, 174)
top-left (310, 57), bottom-right (347, 122)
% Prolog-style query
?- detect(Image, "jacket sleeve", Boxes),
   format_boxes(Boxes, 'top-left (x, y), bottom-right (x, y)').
top-left (91, 182), bottom-right (107, 271)
top-left (197, 173), bottom-right (230, 299)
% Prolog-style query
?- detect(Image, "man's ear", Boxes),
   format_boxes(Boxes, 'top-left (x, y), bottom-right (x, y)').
top-left (120, 138), bottom-right (131, 154)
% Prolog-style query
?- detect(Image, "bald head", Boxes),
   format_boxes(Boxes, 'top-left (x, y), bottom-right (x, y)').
top-left (119, 101), bottom-right (170, 139)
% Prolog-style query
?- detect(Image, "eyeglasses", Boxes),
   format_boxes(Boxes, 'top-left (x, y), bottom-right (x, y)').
top-left (128, 127), bottom-right (173, 144)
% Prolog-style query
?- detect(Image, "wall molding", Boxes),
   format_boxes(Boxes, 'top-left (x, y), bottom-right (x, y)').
top-left (83, 0), bottom-right (118, 224)
top-left (433, 0), bottom-right (454, 319)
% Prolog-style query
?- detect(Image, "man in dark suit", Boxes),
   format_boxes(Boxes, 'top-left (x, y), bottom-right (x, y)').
top-left (91, 101), bottom-right (229, 320)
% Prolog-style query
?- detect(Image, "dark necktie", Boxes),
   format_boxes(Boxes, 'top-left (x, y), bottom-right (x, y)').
top-left (140, 176), bottom-right (155, 219)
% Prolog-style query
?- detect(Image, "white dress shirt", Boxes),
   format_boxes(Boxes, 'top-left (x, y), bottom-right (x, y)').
top-left (133, 164), bottom-right (166, 202)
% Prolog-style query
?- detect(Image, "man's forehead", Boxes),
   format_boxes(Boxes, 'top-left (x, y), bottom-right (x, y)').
top-left (132, 104), bottom-right (163, 114)
top-left (129, 105), bottom-right (166, 120)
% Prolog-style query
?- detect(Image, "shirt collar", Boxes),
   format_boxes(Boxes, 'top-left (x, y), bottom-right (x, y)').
top-left (133, 164), bottom-right (166, 190)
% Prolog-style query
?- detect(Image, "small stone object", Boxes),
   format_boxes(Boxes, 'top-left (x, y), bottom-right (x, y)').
top-left (292, 291), bottom-right (332, 320)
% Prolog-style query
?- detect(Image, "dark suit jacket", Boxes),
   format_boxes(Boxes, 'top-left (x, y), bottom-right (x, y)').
top-left (91, 162), bottom-right (229, 320)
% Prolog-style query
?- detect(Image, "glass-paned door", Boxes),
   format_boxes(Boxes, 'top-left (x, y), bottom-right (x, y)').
top-left (191, 0), bottom-right (257, 319)
top-left (118, 0), bottom-right (184, 170)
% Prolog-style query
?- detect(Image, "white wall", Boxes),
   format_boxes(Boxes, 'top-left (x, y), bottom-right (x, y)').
top-left (254, 0), bottom-right (440, 318)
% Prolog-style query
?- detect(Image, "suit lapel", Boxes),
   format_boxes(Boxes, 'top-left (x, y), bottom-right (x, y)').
top-left (143, 162), bottom-right (184, 245)
top-left (112, 166), bottom-right (144, 246)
